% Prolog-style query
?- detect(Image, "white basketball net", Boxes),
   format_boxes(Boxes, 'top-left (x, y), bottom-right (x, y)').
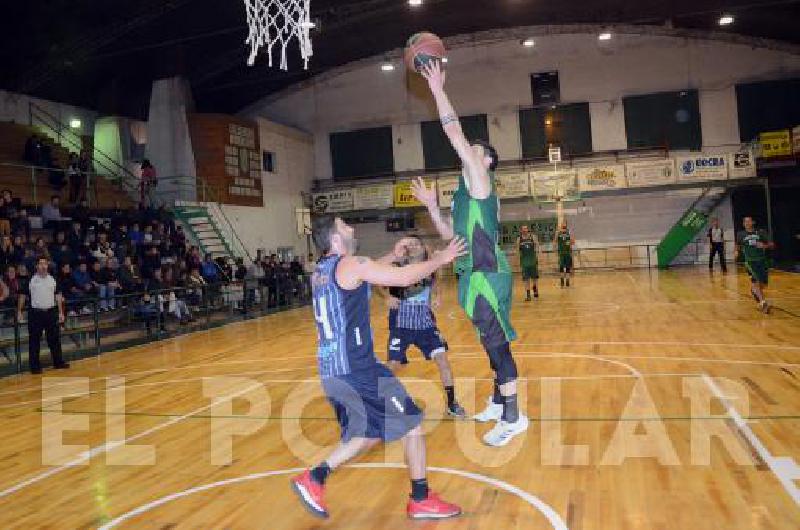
top-left (243, 0), bottom-right (313, 70)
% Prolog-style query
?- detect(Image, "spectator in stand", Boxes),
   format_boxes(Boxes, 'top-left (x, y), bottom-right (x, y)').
top-left (91, 232), bottom-right (114, 261)
top-left (13, 209), bottom-right (31, 240)
top-left (71, 261), bottom-right (95, 314)
top-left (67, 221), bottom-right (84, 251)
top-left (129, 223), bottom-right (144, 248)
top-left (72, 199), bottom-right (91, 231)
top-left (0, 235), bottom-right (14, 271)
top-left (235, 258), bottom-right (247, 282)
top-left (66, 153), bottom-right (82, 204)
top-left (42, 195), bottom-right (69, 233)
top-left (143, 224), bottom-right (154, 244)
top-left (22, 247), bottom-right (37, 274)
top-left (4, 265), bottom-right (21, 314)
top-left (23, 134), bottom-right (43, 166)
top-left (33, 237), bottom-right (50, 260)
top-left (171, 225), bottom-right (186, 248)
top-left (187, 267), bottom-right (207, 306)
top-left (58, 262), bottom-right (81, 316)
top-left (141, 245), bottom-right (161, 280)
top-left (50, 234), bottom-right (75, 269)
top-left (186, 246), bottom-right (202, 271)
top-left (118, 256), bottom-right (143, 294)
top-left (0, 193), bottom-right (12, 236)
top-left (12, 235), bottom-right (26, 264)
top-left (77, 150), bottom-right (91, 202)
top-left (92, 260), bottom-right (118, 311)
top-left (201, 254), bottom-right (220, 284)
top-left (140, 159), bottom-right (157, 206)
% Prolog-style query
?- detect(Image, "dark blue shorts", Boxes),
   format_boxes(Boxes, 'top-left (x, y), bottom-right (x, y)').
top-left (387, 325), bottom-right (448, 364)
top-left (322, 363), bottom-right (423, 443)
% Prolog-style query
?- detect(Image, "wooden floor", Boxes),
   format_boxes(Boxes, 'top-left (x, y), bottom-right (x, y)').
top-left (0, 266), bottom-right (799, 529)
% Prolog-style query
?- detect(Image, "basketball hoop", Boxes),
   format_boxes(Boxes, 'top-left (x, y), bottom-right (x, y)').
top-left (243, 0), bottom-right (314, 70)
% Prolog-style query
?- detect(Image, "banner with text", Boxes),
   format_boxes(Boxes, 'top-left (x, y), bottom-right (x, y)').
top-left (312, 189), bottom-right (354, 213)
top-left (437, 177), bottom-right (459, 207)
top-left (352, 183), bottom-right (394, 210)
top-left (759, 130), bottom-right (792, 158)
top-left (625, 159), bottom-right (676, 187)
top-left (576, 164), bottom-right (626, 191)
top-left (496, 171), bottom-right (530, 198)
top-left (676, 154), bottom-right (728, 182)
top-left (530, 169), bottom-right (578, 200)
top-left (393, 181), bottom-right (423, 208)
top-left (728, 150), bottom-right (757, 179)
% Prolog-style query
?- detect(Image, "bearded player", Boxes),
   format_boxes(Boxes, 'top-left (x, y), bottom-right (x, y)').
top-left (412, 60), bottom-right (529, 447)
top-left (291, 216), bottom-right (465, 520)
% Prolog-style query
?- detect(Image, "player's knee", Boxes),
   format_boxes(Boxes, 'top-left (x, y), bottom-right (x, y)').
top-left (486, 341), bottom-right (518, 385)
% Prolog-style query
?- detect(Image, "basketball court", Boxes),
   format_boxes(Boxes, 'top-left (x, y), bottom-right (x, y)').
top-left (0, 268), bottom-right (797, 528)
top-left (2, 0), bottom-right (800, 528)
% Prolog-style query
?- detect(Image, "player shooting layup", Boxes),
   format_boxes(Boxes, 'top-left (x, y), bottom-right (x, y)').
top-left (412, 60), bottom-right (529, 447)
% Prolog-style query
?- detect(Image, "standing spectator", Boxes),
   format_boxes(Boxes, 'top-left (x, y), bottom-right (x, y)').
top-left (707, 217), bottom-right (727, 273)
top-left (77, 150), bottom-right (91, 203)
top-left (17, 257), bottom-right (68, 374)
top-left (23, 134), bottom-right (43, 166)
top-left (140, 159), bottom-right (157, 206)
top-left (66, 153), bottom-right (82, 204)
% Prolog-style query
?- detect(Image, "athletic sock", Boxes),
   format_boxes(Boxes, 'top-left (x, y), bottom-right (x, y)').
top-left (445, 385), bottom-right (455, 408)
top-left (502, 393), bottom-right (519, 423)
top-left (310, 462), bottom-right (332, 485)
top-left (492, 380), bottom-right (504, 405)
top-left (525, 289), bottom-right (531, 299)
top-left (410, 478), bottom-right (429, 501)
top-left (533, 286), bottom-right (539, 298)
top-left (560, 277), bottom-right (564, 287)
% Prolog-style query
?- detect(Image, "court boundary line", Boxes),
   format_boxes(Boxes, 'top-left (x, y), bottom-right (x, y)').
top-left (702, 374), bottom-right (800, 507)
top-left (0, 381), bottom-right (264, 499)
top-left (96, 463), bottom-right (568, 530)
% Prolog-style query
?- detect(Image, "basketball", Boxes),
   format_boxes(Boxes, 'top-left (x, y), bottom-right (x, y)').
top-left (404, 32), bottom-right (446, 73)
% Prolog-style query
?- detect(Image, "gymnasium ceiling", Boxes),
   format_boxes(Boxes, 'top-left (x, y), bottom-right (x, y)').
top-left (2, 0), bottom-right (799, 119)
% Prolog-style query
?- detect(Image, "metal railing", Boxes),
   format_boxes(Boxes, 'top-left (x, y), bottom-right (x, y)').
top-left (0, 277), bottom-right (311, 377)
top-left (28, 102), bottom-right (140, 200)
top-left (0, 161), bottom-right (110, 207)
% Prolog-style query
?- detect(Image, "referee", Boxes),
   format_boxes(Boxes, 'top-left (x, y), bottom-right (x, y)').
top-left (17, 256), bottom-right (69, 374)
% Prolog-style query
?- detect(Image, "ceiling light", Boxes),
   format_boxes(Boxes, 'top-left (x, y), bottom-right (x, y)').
top-left (69, 118), bottom-right (81, 129)
top-left (299, 20), bottom-right (316, 29)
top-left (718, 14), bottom-right (734, 26)
top-left (545, 118), bottom-right (552, 126)
top-left (522, 38), bottom-right (535, 47)
top-left (381, 62), bottom-right (395, 72)
top-left (441, 57), bottom-right (448, 63)
top-left (598, 32), bottom-right (612, 41)
top-left (408, 0), bottom-right (423, 6)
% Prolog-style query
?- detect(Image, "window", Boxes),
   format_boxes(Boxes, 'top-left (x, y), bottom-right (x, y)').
top-left (736, 78), bottom-right (800, 142)
top-left (530, 71), bottom-right (560, 106)
top-left (330, 126), bottom-right (394, 180)
top-left (519, 103), bottom-right (592, 160)
top-left (623, 90), bottom-right (701, 151)
top-left (421, 114), bottom-right (489, 171)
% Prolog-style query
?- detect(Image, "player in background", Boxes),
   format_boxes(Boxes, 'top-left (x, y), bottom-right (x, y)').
top-left (735, 216), bottom-right (774, 314)
top-left (556, 222), bottom-right (575, 288)
top-left (517, 224), bottom-right (539, 301)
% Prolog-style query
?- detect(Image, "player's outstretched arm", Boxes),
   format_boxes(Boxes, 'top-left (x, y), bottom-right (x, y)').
top-left (411, 177), bottom-right (454, 240)
top-left (420, 61), bottom-right (489, 198)
top-left (338, 237), bottom-right (467, 289)
top-left (375, 237), bottom-right (416, 265)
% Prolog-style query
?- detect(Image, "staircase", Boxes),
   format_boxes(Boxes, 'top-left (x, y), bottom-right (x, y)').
top-left (656, 186), bottom-right (729, 269)
top-left (0, 121), bottom-right (134, 208)
top-left (174, 203), bottom-right (247, 261)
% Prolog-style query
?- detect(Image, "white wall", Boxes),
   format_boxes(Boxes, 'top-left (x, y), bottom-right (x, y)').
top-left (0, 89), bottom-right (97, 135)
top-left (246, 29), bottom-right (800, 180)
top-left (218, 117), bottom-right (315, 257)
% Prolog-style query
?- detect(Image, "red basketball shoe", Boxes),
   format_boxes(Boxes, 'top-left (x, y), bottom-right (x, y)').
top-left (407, 491), bottom-right (462, 520)
top-left (291, 470), bottom-right (329, 519)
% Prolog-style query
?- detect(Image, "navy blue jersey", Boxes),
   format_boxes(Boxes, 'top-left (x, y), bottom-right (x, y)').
top-left (392, 284), bottom-right (436, 330)
top-left (312, 255), bottom-right (377, 377)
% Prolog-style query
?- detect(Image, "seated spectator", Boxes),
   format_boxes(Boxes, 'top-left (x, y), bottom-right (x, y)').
top-left (42, 195), bottom-right (69, 232)
top-left (3, 265), bottom-right (21, 313)
top-left (143, 225), bottom-right (154, 244)
top-left (0, 235), bottom-right (14, 271)
top-left (67, 221), bottom-right (84, 250)
top-left (22, 247), bottom-right (37, 273)
top-left (235, 258), bottom-right (247, 282)
top-left (91, 232), bottom-right (114, 261)
top-left (129, 223), bottom-right (144, 247)
top-left (12, 235), bottom-right (26, 264)
top-left (71, 261), bottom-right (95, 313)
top-left (12, 208), bottom-right (31, 240)
top-left (171, 225), bottom-right (186, 247)
top-left (72, 199), bottom-right (91, 230)
top-left (0, 193), bottom-right (10, 236)
top-left (58, 262), bottom-right (84, 316)
top-left (187, 267), bottom-right (207, 306)
top-left (91, 260), bottom-right (118, 311)
top-left (33, 237), bottom-right (50, 260)
top-left (141, 245), bottom-right (161, 280)
top-left (118, 256), bottom-right (144, 294)
top-left (161, 269), bottom-right (193, 325)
